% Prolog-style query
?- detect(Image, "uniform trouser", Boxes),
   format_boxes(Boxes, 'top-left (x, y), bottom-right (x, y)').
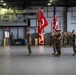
top-left (53, 45), bottom-right (56, 54)
top-left (73, 43), bottom-right (76, 53)
top-left (27, 44), bottom-right (31, 54)
top-left (63, 39), bottom-right (66, 47)
top-left (56, 43), bottom-right (61, 55)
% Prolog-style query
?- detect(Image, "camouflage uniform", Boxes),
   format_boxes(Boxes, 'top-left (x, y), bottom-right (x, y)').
top-left (52, 34), bottom-right (57, 55)
top-left (72, 30), bottom-right (76, 55)
top-left (27, 33), bottom-right (32, 55)
top-left (55, 31), bottom-right (62, 56)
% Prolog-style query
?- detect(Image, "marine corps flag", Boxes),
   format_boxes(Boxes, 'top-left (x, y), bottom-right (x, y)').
top-left (38, 8), bottom-right (48, 45)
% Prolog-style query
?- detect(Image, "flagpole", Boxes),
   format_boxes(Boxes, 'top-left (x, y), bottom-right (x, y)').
top-left (52, 0), bottom-right (55, 34)
top-left (52, 0), bottom-right (59, 34)
top-left (51, 22), bottom-right (52, 33)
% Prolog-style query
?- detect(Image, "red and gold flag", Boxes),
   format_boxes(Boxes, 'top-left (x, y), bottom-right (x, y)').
top-left (38, 8), bottom-right (48, 45)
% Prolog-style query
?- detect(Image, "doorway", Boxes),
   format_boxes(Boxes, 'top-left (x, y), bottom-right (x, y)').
top-left (3, 28), bottom-right (10, 46)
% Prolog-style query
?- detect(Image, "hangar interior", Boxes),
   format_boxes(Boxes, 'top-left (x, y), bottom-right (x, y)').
top-left (0, 1), bottom-right (76, 75)
top-left (0, 0), bottom-right (76, 46)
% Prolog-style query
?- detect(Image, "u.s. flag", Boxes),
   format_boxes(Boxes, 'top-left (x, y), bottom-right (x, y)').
top-left (53, 6), bottom-right (59, 33)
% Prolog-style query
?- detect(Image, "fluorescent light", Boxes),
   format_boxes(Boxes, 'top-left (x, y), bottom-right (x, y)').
top-left (48, 3), bottom-right (51, 5)
top-left (49, 0), bottom-right (52, 2)
top-left (1, 0), bottom-right (3, 2)
top-left (3, 3), bottom-right (6, 6)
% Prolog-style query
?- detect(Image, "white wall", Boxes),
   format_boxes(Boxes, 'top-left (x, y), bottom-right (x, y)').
top-left (29, 6), bottom-right (76, 33)
top-left (67, 12), bottom-right (76, 31)
top-left (19, 27), bottom-right (25, 39)
top-left (0, 29), bottom-right (3, 44)
top-left (1, 6), bottom-right (76, 39)
top-left (29, 6), bottom-right (64, 33)
top-left (10, 27), bottom-right (25, 39)
top-left (10, 27), bottom-right (17, 39)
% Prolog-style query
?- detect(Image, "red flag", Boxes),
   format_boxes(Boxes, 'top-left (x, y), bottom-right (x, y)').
top-left (38, 8), bottom-right (48, 45)
top-left (38, 8), bottom-right (48, 32)
top-left (53, 6), bottom-right (59, 33)
top-left (38, 32), bottom-right (44, 45)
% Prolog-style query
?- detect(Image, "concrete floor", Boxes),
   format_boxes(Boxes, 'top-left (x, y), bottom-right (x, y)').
top-left (0, 46), bottom-right (76, 75)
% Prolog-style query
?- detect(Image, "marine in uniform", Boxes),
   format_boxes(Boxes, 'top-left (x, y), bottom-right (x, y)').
top-left (72, 30), bottom-right (76, 56)
top-left (54, 30), bottom-right (62, 57)
top-left (52, 34), bottom-right (57, 55)
top-left (26, 29), bottom-right (32, 56)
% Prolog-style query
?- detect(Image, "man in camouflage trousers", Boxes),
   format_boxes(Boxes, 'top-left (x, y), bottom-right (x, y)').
top-left (54, 30), bottom-right (62, 57)
top-left (72, 30), bottom-right (76, 56)
top-left (26, 29), bottom-right (32, 56)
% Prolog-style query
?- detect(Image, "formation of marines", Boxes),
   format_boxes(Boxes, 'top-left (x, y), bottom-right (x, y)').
top-left (26, 28), bottom-right (76, 57)
top-left (51, 29), bottom-right (76, 57)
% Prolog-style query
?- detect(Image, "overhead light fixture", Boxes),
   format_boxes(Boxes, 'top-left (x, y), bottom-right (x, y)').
top-left (3, 3), bottom-right (6, 6)
top-left (48, 3), bottom-right (51, 5)
top-left (49, 0), bottom-right (52, 2)
top-left (1, 0), bottom-right (3, 2)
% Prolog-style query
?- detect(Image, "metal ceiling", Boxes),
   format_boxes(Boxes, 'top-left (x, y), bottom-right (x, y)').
top-left (2, 0), bottom-right (76, 9)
